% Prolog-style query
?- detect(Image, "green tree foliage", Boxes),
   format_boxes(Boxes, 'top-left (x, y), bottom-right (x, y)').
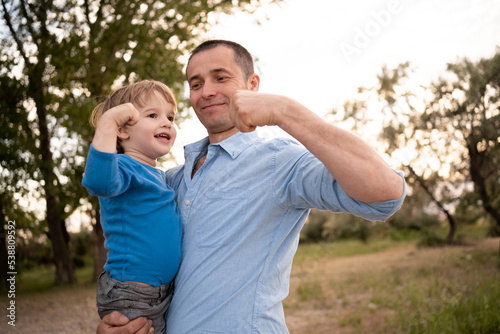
top-left (0, 60), bottom-right (40, 289)
top-left (0, 0), bottom-right (280, 284)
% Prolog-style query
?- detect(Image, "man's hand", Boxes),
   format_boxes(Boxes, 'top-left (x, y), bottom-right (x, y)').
top-left (96, 312), bottom-right (153, 334)
top-left (230, 91), bottom-right (288, 132)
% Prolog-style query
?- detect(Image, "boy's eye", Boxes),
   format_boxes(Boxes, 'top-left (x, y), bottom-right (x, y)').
top-left (168, 116), bottom-right (175, 122)
top-left (147, 113), bottom-right (157, 118)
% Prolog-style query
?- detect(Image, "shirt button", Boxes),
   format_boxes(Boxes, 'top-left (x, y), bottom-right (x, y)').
top-left (218, 151), bottom-right (222, 155)
top-left (185, 200), bottom-right (191, 206)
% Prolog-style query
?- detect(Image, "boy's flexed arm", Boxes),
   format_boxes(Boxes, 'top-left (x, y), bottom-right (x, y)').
top-left (92, 103), bottom-right (140, 153)
top-left (82, 103), bottom-right (141, 197)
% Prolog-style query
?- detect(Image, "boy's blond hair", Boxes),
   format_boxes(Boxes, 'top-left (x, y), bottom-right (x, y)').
top-left (91, 80), bottom-right (177, 153)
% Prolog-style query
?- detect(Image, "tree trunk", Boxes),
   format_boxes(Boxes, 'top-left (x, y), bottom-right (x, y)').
top-left (32, 72), bottom-right (76, 285)
top-left (467, 142), bottom-right (500, 228)
top-left (39, 122), bottom-right (76, 284)
top-left (407, 166), bottom-right (457, 244)
top-left (91, 198), bottom-right (107, 281)
top-left (46, 200), bottom-right (76, 284)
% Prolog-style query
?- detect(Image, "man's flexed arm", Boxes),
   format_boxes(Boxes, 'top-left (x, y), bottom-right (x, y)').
top-left (229, 90), bottom-right (404, 203)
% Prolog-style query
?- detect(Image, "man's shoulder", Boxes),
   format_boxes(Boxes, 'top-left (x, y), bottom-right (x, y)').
top-left (254, 136), bottom-right (306, 155)
top-left (165, 164), bottom-right (185, 188)
top-left (165, 164), bottom-right (184, 176)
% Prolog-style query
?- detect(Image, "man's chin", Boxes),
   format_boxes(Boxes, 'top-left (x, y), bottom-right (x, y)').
top-left (206, 125), bottom-right (239, 141)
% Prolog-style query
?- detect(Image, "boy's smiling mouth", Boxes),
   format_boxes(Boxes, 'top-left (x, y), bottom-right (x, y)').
top-left (154, 133), bottom-right (171, 140)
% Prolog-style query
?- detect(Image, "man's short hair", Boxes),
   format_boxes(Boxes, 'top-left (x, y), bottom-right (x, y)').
top-left (187, 40), bottom-right (254, 80)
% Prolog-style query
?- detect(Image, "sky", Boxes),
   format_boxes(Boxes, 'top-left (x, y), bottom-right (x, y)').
top-left (169, 0), bottom-right (500, 163)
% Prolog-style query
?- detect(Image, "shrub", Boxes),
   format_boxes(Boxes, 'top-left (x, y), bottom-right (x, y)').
top-left (322, 213), bottom-right (374, 243)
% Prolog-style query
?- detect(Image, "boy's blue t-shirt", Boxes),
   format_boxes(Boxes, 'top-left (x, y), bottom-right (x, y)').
top-left (82, 145), bottom-right (182, 286)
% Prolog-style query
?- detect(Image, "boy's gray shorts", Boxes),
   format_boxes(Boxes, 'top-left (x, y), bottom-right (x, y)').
top-left (97, 271), bottom-right (174, 334)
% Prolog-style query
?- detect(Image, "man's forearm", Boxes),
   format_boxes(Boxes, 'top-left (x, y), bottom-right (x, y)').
top-left (276, 98), bottom-right (404, 203)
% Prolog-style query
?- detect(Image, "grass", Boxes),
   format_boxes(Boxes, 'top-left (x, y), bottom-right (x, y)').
top-left (286, 235), bottom-right (500, 333)
top-left (389, 250), bottom-right (500, 334)
top-left (293, 237), bottom-right (410, 265)
top-left (14, 254), bottom-right (95, 295)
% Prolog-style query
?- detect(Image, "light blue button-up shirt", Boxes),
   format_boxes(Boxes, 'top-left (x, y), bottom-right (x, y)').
top-left (165, 131), bottom-right (405, 333)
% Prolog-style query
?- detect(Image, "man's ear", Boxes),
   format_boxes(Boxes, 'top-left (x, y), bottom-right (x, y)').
top-left (248, 74), bottom-right (260, 92)
top-left (117, 127), bottom-right (130, 140)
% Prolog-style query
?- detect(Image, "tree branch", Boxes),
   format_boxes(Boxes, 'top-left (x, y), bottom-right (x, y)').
top-left (1, 0), bottom-right (29, 66)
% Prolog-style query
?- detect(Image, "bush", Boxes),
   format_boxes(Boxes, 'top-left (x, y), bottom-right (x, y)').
top-left (486, 220), bottom-right (500, 237)
top-left (388, 211), bottom-right (440, 231)
top-left (302, 210), bottom-right (391, 243)
top-left (16, 233), bottom-right (53, 272)
top-left (300, 209), bottom-right (331, 243)
top-left (417, 230), bottom-right (446, 247)
top-left (322, 213), bottom-right (374, 243)
top-left (70, 229), bottom-right (93, 268)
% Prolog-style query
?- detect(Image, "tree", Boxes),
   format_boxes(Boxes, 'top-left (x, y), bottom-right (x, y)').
top-left (335, 49), bottom-right (500, 244)
top-left (0, 66), bottom-right (40, 288)
top-left (429, 51), bottom-right (500, 232)
top-left (337, 62), bottom-right (462, 243)
top-left (0, 0), bottom-right (280, 284)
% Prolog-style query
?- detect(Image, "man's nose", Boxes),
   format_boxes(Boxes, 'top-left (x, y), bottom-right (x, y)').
top-left (202, 81), bottom-right (216, 98)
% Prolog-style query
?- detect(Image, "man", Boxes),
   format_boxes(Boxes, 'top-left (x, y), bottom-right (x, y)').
top-left (98, 40), bottom-right (405, 333)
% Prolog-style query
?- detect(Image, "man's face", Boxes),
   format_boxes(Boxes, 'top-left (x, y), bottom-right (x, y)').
top-left (186, 45), bottom-right (254, 138)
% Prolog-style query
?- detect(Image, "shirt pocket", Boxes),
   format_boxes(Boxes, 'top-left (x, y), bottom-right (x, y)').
top-left (195, 189), bottom-right (249, 248)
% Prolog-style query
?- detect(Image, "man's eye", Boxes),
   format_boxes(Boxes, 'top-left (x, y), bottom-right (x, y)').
top-left (217, 76), bottom-right (227, 82)
top-left (191, 83), bottom-right (201, 90)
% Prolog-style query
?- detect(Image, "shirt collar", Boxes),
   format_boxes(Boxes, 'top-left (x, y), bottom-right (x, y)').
top-left (184, 131), bottom-right (259, 160)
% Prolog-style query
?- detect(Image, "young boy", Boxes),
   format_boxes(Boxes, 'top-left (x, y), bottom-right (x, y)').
top-left (82, 80), bottom-right (182, 334)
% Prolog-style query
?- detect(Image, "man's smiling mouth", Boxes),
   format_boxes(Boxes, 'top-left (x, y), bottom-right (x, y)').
top-left (203, 104), bottom-right (222, 110)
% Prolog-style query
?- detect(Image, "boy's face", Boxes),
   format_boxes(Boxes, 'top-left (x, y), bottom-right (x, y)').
top-left (120, 91), bottom-right (176, 167)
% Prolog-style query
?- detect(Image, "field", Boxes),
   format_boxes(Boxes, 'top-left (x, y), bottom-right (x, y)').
top-left (1, 236), bottom-right (499, 333)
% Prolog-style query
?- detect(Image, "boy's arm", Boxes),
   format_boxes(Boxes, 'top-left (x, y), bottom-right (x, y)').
top-left (82, 103), bottom-right (140, 196)
top-left (92, 103), bottom-right (140, 153)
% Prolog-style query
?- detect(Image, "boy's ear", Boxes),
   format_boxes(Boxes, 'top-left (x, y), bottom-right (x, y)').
top-left (117, 126), bottom-right (130, 140)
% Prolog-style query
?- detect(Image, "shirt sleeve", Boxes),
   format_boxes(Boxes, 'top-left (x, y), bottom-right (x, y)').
top-left (82, 144), bottom-right (131, 198)
top-left (272, 140), bottom-right (406, 221)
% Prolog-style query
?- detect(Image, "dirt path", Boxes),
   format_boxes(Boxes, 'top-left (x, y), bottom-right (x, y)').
top-left (1, 238), bottom-right (498, 333)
